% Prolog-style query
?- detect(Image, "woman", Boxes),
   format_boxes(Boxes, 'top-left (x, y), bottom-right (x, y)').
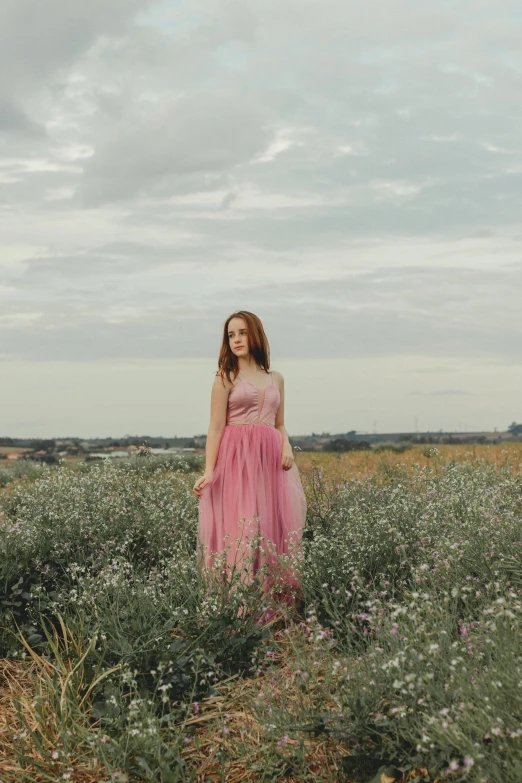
top-left (193, 310), bottom-right (306, 603)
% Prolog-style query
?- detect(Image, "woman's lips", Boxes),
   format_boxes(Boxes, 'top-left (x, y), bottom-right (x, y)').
top-left (235, 346), bottom-right (243, 349)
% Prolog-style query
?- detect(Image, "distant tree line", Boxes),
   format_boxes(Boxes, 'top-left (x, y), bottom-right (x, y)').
top-left (325, 438), bottom-right (371, 452)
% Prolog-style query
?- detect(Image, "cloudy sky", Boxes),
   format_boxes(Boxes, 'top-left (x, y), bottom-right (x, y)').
top-left (1, 0), bottom-right (521, 438)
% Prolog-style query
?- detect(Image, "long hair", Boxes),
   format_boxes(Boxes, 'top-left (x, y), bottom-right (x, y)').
top-left (217, 311), bottom-right (270, 386)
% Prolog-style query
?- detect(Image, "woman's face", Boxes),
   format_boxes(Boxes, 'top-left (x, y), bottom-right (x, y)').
top-left (228, 317), bottom-right (249, 358)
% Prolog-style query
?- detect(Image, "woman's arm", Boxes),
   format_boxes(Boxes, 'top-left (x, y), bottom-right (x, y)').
top-left (273, 372), bottom-right (294, 471)
top-left (204, 373), bottom-right (229, 473)
top-left (193, 373), bottom-right (230, 497)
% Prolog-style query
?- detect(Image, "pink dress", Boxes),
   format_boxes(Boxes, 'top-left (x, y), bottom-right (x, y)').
top-left (197, 371), bottom-right (306, 593)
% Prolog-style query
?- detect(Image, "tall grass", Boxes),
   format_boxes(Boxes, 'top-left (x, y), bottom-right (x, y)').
top-left (0, 458), bottom-right (49, 488)
top-left (1, 450), bottom-right (522, 781)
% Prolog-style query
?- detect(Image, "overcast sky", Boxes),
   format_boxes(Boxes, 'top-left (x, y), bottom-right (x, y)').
top-left (1, 0), bottom-right (521, 438)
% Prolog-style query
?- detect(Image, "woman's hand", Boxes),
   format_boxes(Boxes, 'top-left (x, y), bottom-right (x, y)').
top-left (193, 471), bottom-right (214, 498)
top-left (281, 446), bottom-right (294, 471)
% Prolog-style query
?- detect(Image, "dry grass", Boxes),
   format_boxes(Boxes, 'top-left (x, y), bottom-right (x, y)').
top-left (1, 623), bottom-right (352, 783)
top-left (178, 624), bottom-right (352, 782)
top-left (178, 625), bottom-right (435, 783)
top-left (0, 658), bottom-right (110, 783)
top-left (0, 620), bottom-right (116, 783)
top-left (0, 627), bottom-right (428, 783)
top-left (294, 442), bottom-right (522, 481)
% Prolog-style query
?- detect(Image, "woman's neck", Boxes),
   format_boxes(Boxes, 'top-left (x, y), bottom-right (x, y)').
top-left (237, 359), bottom-right (265, 374)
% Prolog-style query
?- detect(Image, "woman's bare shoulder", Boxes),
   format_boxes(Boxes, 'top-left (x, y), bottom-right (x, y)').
top-left (213, 369), bottom-right (235, 391)
top-left (271, 369), bottom-right (284, 387)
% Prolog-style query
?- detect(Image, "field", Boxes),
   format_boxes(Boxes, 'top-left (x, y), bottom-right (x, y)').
top-left (1, 444), bottom-right (522, 782)
top-left (295, 442), bottom-right (522, 480)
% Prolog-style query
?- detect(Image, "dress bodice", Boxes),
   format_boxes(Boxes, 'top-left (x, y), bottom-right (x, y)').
top-left (227, 376), bottom-right (280, 427)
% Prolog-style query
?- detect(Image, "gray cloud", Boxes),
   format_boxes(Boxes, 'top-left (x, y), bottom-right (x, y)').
top-left (0, 97), bottom-right (45, 137)
top-left (1, 0), bottom-right (521, 371)
top-left (2, 251), bottom-right (521, 363)
top-left (79, 92), bottom-right (272, 205)
top-left (0, 1), bottom-right (153, 95)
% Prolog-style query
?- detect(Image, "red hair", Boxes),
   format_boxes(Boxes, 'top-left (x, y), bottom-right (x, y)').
top-left (216, 311), bottom-right (271, 386)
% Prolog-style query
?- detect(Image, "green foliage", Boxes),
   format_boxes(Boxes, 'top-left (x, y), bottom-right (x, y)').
top-left (325, 438), bottom-right (372, 452)
top-left (3, 453), bottom-right (522, 780)
top-left (373, 442), bottom-right (412, 454)
top-left (0, 457), bottom-right (50, 488)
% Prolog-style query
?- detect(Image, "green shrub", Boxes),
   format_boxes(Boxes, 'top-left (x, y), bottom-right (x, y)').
top-left (373, 442), bottom-right (412, 453)
top-left (3, 452), bottom-right (522, 781)
top-left (0, 457), bottom-right (50, 487)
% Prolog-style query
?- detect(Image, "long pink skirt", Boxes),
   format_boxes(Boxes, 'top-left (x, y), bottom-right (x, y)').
top-left (197, 424), bottom-right (306, 595)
